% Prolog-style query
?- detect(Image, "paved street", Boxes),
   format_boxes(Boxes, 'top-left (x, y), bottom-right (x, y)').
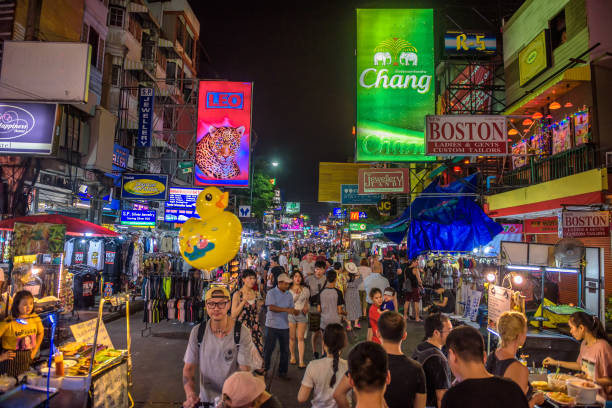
top-left (105, 311), bottom-right (425, 408)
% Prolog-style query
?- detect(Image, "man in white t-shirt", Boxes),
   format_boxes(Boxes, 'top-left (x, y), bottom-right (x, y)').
top-left (279, 251), bottom-right (289, 272)
top-left (299, 253), bottom-right (315, 276)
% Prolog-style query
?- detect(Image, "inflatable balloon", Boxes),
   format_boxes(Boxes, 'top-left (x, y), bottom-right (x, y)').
top-left (178, 187), bottom-right (243, 270)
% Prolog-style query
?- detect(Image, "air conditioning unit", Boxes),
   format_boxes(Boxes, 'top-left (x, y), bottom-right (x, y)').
top-left (606, 151), bottom-right (612, 168)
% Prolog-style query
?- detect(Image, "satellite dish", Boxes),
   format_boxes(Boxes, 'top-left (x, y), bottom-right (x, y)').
top-left (554, 238), bottom-right (585, 267)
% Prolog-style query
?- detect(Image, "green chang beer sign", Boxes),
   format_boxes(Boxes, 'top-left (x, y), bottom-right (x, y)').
top-left (356, 9), bottom-right (436, 162)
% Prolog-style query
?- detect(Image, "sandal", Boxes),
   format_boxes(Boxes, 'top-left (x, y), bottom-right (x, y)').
top-left (290, 358), bottom-right (297, 365)
top-left (298, 363), bottom-right (306, 369)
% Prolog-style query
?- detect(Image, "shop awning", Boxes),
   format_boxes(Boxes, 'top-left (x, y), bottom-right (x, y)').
top-left (505, 65), bottom-right (591, 115)
top-left (0, 214), bottom-right (119, 237)
top-left (124, 59), bottom-right (143, 71)
top-left (485, 168), bottom-right (607, 218)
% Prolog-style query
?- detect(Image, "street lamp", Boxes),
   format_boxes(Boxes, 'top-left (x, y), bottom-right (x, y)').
top-left (271, 161), bottom-right (279, 167)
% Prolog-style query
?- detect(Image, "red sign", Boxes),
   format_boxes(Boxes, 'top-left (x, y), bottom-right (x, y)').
top-left (425, 115), bottom-right (507, 156)
top-left (358, 168), bottom-right (410, 194)
top-left (442, 64), bottom-right (494, 114)
top-left (562, 211), bottom-right (610, 238)
top-left (524, 217), bottom-right (558, 234)
top-left (350, 211), bottom-right (360, 221)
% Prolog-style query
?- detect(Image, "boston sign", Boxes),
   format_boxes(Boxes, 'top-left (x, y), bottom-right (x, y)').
top-left (358, 168), bottom-right (410, 194)
top-left (562, 211), bottom-right (610, 238)
top-left (425, 115), bottom-right (507, 156)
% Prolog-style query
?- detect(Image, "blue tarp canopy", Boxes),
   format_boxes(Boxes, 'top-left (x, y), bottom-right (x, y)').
top-left (380, 173), bottom-right (502, 258)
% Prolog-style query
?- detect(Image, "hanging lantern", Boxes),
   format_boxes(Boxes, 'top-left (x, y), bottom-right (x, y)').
top-left (508, 128), bottom-right (519, 135)
top-left (564, 102), bottom-right (573, 108)
top-left (522, 118), bottom-right (533, 126)
top-left (549, 101), bottom-right (561, 110)
top-left (532, 112), bottom-right (543, 120)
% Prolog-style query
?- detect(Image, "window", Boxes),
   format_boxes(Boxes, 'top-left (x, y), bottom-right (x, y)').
top-left (185, 33), bottom-right (194, 61)
top-left (165, 62), bottom-right (176, 85)
top-left (176, 18), bottom-right (184, 46)
top-left (550, 10), bottom-right (566, 49)
top-left (108, 7), bottom-right (124, 28)
top-left (111, 65), bottom-right (121, 86)
top-left (88, 27), bottom-right (99, 68)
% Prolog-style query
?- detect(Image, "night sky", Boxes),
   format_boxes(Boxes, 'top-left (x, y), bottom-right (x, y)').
top-left (189, 1), bottom-right (524, 221)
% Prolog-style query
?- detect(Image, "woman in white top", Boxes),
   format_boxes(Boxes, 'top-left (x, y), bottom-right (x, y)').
top-left (289, 270), bottom-right (310, 369)
top-left (357, 258), bottom-right (372, 318)
top-left (298, 323), bottom-right (348, 408)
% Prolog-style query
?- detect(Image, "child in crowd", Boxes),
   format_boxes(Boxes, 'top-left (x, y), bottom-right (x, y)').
top-left (381, 287), bottom-right (397, 312)
top-left (298, 324), bottom-right (348, 407)
top-left (369, 288), bottom-right (384, 344)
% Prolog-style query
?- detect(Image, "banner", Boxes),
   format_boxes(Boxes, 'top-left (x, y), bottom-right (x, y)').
top-left (121, 173), bottom-right (168, 201)
top-left (195, 81), bottom-right (252, 188)
top-left (562, 211), bottom-right (610, 238)
top-left (341, 184), bottom-right (381, 205)
top-left (518, 30), bottom-right (550, 86)
top-left (425, 115), bottom-right (507, 156)
top-left (285, 202), bottom-right (300, 214)
top-left (356, 9), bottom-right (436, 162)
top-left (137, 87), bottom-right (154, 148)
top-left (318, 162), bottom-right (370, 203)
top-left (524, 217), bottom-right (558, 234)
top-left (358, 168), bottom-right (410, 194)
top-left (13, 222), bottom-right (66, 256)
top-left (0, 103), bottom-right (58, 155)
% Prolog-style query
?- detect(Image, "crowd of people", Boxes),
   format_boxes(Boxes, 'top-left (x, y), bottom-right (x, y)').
top-left (182, 245), bottom-right (612, 408)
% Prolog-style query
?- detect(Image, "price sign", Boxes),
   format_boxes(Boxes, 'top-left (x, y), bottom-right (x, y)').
top-left (70, 318), bottom-right (114, 348)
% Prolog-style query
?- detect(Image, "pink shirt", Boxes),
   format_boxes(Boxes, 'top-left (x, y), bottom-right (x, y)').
top-left (576, 338), bottom-right (612, 399)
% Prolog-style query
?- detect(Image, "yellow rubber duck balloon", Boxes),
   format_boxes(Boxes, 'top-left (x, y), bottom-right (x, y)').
top-left (179, 187), bottom-right (242, 270)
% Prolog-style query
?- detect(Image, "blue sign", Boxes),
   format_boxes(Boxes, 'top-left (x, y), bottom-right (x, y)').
top-left (113, 144), bottom-right (129, 169)
top-left (0, 103), bottom-right (58, 154)
top-left (121, 173), bottom-right (168, 201)
top-left (164, 187), bottom-right (203, 223)
top-left (121, 210), bottom-right (156, 226)
top-left (444, 32), bottom-right (497, 55)
top-left (340, 184), bottom-right (381, 205)
top-left (137, 87), bottom-right (154, 147)
top-left (333, 208), bottom-right (347, 218)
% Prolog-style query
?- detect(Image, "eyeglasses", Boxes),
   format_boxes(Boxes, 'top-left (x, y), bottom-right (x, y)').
top-left (206, 300), bottom-right (229, 309)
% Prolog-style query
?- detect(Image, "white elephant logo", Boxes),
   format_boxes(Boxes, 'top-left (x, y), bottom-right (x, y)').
top-left (399, 52), bottom-right (418, 66)
top-left (373, 52), bottom-right (392, 66)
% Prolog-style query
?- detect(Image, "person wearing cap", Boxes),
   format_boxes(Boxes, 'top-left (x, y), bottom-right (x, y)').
top-left (264, 273), bottom-right (299, 380)
top-left (183, 286), bottom-right (254, 408)
top-left (220, 371), bottom-right (282, 408)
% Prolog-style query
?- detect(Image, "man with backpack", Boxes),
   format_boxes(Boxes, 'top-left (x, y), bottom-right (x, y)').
top-left (411, 313), bottom-right (453, 408)
top-left (381, 250), bottom-right (402, 298)
top-left (183, 286), bottom-right (254, 408)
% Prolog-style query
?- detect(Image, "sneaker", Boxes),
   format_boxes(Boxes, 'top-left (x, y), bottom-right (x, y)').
top-left (354, 322), bottom-right (361, 329)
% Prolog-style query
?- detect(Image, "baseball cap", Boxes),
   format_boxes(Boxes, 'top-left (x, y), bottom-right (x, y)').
top-left (204, 285), bottom-right (230, 301)
top-left (277, 273), bottom-right (292, 284)
top-left (222, 372), bottom-right (265, 407)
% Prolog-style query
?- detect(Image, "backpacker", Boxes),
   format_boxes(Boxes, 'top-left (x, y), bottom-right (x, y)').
top-left (411, 344), bottom-right (447, 367)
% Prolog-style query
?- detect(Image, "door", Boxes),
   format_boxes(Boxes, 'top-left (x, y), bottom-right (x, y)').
top-left (583, 247), bottom-right (603, 319)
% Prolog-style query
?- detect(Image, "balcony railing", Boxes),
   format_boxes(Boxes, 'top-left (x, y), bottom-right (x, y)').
top-left (501, 143), bottom-right (597, 188)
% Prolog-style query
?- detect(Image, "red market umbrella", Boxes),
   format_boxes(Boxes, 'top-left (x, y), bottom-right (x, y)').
top-left (0, 214), bottom-right (119, 237)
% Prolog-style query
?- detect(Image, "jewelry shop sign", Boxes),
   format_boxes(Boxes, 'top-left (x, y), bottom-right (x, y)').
top-left (561, 211), bottom-right (610, 238)
top-left (358, 168), bottom-right (410, 194)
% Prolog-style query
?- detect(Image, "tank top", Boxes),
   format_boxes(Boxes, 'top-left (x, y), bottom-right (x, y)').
top-left (485, 352), bottom-right (533, 398)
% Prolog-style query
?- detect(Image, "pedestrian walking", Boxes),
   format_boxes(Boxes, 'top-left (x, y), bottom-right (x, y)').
top-left (289, 271), bottom-right (310, 369)
top-left (319, 270), bottom-right (345, 332)
top-left (182, 286), bottom-right (254, 408)
top-left (403, 258), bottom-right (423, 322)
top-left (343, 262), bottom-right (362, 330)
top-left (298, 323), bottom-right (348, 407)
top-left (305, 261), bottom-right (327, 359)
top-left (231, 269), bottom-right (264, 366)
top-left (264, 273), bottom-right (299, 380)
top-left (346, 341), bottom-right (389, 408)
top-left (363, 261), bottom-right (389, 342)
top-left (356, 259), bottom-right (371, 318)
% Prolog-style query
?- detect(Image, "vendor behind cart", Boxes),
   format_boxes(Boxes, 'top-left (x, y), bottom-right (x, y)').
top-left (543, 311), bottom-right (612, 400)
top-left (0, 290), bottom-right (44, 377)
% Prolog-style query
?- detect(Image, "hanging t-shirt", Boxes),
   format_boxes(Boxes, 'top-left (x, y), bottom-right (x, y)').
top-left (0, 314), bottom-right (43, 351)
top-left (103, 239), bottom-right (122, 280)
top-left (64, 240), bottom-right (74, 267)
top-left (87, 240), bottom-right (104, 270)
top-left (73, 272), bottom-right (96, 308)
top-left (72, 239), bottom-right (88, 265)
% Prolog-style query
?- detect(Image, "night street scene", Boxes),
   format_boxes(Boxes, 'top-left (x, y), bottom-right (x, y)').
top-left (0, 0), bottom-right (612, 407)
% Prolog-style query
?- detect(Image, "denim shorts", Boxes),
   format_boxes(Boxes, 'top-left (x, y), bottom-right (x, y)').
top-left (289, 312), bottom-right (307, 324)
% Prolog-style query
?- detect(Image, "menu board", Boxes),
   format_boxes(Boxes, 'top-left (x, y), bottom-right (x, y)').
top-left (70, 318), bottom-right (114, 348)
top-left (573, 111), bottom-right (590, 146)
top-left (487, 285), bottom-right (512, 331)
top-left (164, 187), bottom-right (203, 223)
top-left (552, 119), bottom-right (571, 154)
